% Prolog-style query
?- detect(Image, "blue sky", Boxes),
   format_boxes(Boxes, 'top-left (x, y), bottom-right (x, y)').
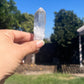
top-left (14, 0), bottom-right (84, 38)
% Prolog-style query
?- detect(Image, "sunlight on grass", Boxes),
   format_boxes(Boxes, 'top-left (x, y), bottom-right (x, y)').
top-left (5, 73), bottom-right (84, 84)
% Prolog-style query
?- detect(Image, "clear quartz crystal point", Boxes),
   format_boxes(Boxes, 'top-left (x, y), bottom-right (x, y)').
top-left (34, 7), bottom-right (46, 40)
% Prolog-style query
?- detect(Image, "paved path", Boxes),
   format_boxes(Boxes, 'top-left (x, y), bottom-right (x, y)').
top-left (22, 71), bottom-right (53, 75)
top-left (72, 74), bottom-right (84, 77)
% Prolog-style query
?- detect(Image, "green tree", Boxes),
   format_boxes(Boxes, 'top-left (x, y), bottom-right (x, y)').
top-left (51, 9), bottom-right (83, 47)
top-left (44, 38), bottom-right (51, 43)
top-left (0, 0), bottom-right (21, 29)
top-left (0, 0), bottom-right (34, 33)
top-left (20, 13), bottom-right (34, 33)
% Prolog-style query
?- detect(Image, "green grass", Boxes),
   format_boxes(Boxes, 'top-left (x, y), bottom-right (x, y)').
top-left (5, 73), bottom-right (84, 84)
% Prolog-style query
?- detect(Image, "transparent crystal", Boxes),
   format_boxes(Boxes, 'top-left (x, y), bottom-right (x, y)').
top-left (34, 7), bottom-right (46, 40)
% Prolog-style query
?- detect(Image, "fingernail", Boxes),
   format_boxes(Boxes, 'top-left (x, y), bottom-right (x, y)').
top-left (36, 40), bottom-right (45, 48)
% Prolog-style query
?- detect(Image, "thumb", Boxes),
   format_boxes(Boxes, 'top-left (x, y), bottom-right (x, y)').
top-left (19, 40), bottom-right (45, 58)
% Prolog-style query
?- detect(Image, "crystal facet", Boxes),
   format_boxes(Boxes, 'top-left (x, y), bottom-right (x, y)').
top-left (34, 7), bottom-right (46, 40)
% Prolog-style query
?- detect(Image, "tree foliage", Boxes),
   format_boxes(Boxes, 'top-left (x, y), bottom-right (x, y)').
top-left (0, 0), bottom-right (34, 33)
top-left (51, 9), bottom-right (83, 47)
top-left (0, 0), bottom-right (19, 29)
top-left (44, 38), bottom-right (51, 43)
top-left (20, 13), bottom-right (34, 33)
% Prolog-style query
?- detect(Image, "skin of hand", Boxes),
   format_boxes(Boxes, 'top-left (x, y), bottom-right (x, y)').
top-left (0, 30), bottom-right (44, 81)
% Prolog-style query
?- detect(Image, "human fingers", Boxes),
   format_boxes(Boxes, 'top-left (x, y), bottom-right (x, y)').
top-left (18, 40), bottom-right (45, 59)
top-left (0, 29), bottom-right (33, 43)
top-left (11, 30), bottom-right (34, 43)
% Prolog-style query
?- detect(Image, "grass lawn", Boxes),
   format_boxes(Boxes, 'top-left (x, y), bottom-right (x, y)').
top-left (5, 73), bottom-right (84, 84)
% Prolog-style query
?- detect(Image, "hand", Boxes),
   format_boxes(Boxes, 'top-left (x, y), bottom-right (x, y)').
top-left (0, 30), bottom-right (44, 81)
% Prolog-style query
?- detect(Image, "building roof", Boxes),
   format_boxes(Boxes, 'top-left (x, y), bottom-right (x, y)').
top-left (77, 25), bottom-right (84, 35)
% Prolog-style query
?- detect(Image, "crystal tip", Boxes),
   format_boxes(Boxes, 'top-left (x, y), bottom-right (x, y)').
top-left (37, 7), bottom-right (45, 12)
